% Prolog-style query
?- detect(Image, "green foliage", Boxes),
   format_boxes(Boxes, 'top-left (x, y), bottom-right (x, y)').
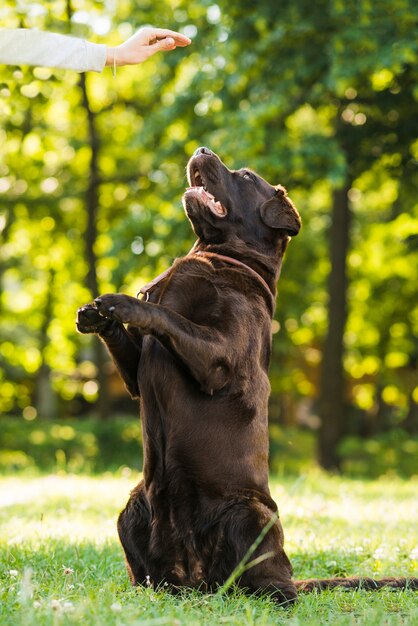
top-left (1, 472), bottom-right (417, 625)
top-left (0, 416), bottom-right (142, 474)
top-left (339, 429), bottom-right (418, 478)
top-left (1, 416), bottom-right (417, 479)
top-left (0, 0), bottom-right (417, 438)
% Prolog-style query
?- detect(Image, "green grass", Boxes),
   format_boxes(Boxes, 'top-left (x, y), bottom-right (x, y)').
top-left (1, 471), bottom-right (417, 625)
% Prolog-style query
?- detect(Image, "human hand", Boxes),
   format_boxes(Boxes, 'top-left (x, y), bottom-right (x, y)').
top-left (106, 26), bottom-right (192, 67)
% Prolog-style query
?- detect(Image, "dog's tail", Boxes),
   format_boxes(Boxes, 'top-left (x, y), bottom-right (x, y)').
top-left (294, 577), bottom-right (418, 592)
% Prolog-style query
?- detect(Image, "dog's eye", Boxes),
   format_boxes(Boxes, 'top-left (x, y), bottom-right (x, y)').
top-left (242, 171), bottom-right (253, 181)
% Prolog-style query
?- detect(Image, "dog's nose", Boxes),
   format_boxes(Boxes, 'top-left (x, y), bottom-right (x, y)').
top-left (193, 146), bottom-right (213, 157)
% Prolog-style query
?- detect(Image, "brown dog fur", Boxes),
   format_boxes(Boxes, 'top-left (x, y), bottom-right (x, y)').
top-left (77, 148), bottom-right (417, 603)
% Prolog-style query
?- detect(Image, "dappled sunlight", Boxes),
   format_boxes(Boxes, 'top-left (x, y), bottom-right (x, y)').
top-left (1, 0), bottom-right (418, 622)
top-left (1, 474), bottom-right (140, 545)
top-left (1, 473), bottom-right (417, 573)
top-left (269, 475), bottom-right (418, 578)
top-left (1, 473), bottom-right (417, 625)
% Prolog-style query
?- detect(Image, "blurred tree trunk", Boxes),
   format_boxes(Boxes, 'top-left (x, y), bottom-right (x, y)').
top-left (404, 391), bottom-right (418, 434)
top-left (78, 73), bottom-right (111, 420)
top-left (318, 184), bottom-right (351, 470)
top-left (65, 0), bottom-right (109, 419)
top-left (0, 211), bottom-right (14, 315)
top-left (34, 268), bottom-right (58, 419)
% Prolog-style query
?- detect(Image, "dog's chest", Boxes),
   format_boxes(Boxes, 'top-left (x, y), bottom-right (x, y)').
top-left (151, 270), bottom-right (224, 327)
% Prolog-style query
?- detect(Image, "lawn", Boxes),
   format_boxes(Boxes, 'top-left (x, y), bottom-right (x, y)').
top-left (1, 471), bottom-right (417, 625)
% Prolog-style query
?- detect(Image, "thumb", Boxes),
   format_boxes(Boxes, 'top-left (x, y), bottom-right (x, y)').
top-left (149, 37), bottom-right (176, 52)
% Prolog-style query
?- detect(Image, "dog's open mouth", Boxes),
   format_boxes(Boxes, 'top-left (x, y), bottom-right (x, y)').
top-left (185, 167), bottom-right (227, 218)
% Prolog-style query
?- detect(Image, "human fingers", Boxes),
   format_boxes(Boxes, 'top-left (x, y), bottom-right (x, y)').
top-left (149, 28), bottom-right (192, 47)
top-left (146, 37), bottom-right (177, 54)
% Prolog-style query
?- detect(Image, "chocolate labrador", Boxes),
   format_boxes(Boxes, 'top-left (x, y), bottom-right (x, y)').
top-left (76, 148), bottom-right (417, 603)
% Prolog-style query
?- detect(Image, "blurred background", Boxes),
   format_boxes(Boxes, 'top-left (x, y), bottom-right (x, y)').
top-left (0, 0), bottom-right (417, 479)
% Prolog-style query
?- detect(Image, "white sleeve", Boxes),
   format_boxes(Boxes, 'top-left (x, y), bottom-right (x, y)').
top-left (0, 28), bottom-right (107, 72)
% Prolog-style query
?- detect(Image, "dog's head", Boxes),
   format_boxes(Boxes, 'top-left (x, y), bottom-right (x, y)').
top-left (182, 147), bottom-right (301, 248)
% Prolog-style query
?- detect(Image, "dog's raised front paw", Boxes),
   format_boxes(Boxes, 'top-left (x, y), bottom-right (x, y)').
top-left (76, 303), bottom-right (114, 335)
top-left (94, 294), bottom-right (143, 326)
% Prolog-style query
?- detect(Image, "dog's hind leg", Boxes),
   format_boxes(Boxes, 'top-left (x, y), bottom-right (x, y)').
top-left (117, 480), bottom-right (151, 585)
top-left (217, 499), bottom-right (297, 605)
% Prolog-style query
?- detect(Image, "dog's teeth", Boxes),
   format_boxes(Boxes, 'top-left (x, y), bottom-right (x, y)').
top-left (214, 201), bottom-right (226, 215)
top-left (194, 170), bottom-right (203, 186)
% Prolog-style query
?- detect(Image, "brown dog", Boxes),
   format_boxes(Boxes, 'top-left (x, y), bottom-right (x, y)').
top-left (76, 148), bottom-right (417, 603)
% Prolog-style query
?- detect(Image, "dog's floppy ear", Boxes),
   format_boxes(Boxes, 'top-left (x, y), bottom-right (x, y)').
top-left (260, 185), bottom-right (301, 236)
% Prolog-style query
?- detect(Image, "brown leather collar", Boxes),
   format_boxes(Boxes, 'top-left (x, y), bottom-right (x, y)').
top-left (193, 251), bottom-right (273, 301)
top-left (138, 250), bottom-right (275, 309)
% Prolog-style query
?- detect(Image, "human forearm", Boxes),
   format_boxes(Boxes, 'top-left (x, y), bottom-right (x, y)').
top-left (0, 26), bottom-right (191, 73)
top-left (0, 28), bottom-right (106, 72)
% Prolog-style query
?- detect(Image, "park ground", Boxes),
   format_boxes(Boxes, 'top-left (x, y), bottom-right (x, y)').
top-left (1, 470), bottom-right (417, 626)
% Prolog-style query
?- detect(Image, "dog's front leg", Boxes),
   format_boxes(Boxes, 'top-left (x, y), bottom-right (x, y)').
top-left (94, 294), bottom-right (231, 394)
top-left (76, 303), bottom-right (142, 398)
